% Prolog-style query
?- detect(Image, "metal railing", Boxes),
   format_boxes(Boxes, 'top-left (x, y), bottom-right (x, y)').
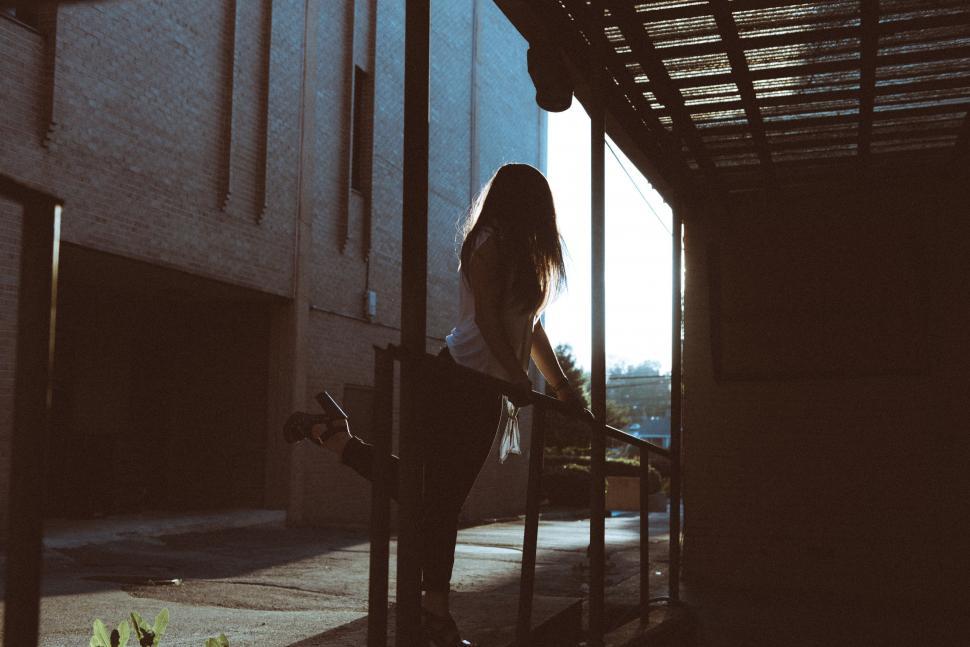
top-left (366, 343), bottom-right (680, 647)
top-left (1, 174), bottom-right (63, 647)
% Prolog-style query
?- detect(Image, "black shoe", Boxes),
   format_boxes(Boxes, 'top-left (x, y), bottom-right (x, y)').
top-left (421, 608), bottom-right (477, 647)
top-left (283, 391), bottom-right (349, 444)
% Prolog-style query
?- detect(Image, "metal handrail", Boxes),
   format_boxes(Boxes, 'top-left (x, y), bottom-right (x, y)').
top-left (384, 342), bottom-right (670, 456)
top-left (367, 343), bottom-right (678, 646)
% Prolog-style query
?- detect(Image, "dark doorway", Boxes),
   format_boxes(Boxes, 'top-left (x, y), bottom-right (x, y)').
top-left (46, 244), bottom-right (279, 517)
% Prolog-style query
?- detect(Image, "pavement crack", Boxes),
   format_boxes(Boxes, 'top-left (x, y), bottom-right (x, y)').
top-left (190, 578), bottom-right (339, 597)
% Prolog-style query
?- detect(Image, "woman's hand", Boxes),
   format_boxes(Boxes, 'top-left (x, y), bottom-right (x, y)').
top-left (554, 381), bottom-right (593, 418)
top-left (509, 370), bottom-right (533, 407)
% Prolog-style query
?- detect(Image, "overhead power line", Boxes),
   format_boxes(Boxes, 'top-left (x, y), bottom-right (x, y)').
top-left (605, 138), bottom-right (673, 236)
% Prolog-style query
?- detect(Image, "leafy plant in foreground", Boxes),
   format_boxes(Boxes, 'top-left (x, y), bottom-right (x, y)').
top-left (89, 608), bottom-right (229, 646)
top-left (130, 609), bottom-right (169, 647)
top-left (89, 618), bottom-right (130, 647)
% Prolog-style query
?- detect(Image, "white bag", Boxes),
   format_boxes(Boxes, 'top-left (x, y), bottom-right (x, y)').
top-left (498, 395), bottom-right (522, 463)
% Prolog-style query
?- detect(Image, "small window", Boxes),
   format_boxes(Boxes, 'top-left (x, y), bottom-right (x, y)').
top-left (350, 66), bottom-right (371, 192)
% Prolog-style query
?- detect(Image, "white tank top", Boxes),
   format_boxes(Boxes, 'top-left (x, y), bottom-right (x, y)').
top-left (445, 228), bottom-right (540, 462)
top-left (445, 228), bottom-right (538, 382)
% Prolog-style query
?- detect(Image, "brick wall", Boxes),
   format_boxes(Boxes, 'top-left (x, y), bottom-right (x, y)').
top-left (0, 4), bottom-right (298, 295)
top-left (1, 0), bottom-right (544, 530)
top-left (301, 0), bottom-right (543, 526)
top-left (0, 199), bottom-right (23, 532)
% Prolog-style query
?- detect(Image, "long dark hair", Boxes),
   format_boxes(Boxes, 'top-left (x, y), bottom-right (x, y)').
top-left (459, 163), bottom-right (566, 313)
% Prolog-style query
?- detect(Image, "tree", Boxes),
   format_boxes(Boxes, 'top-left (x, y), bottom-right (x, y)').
top-left (543, 345), bottom-right (590, 449)
top-left (605, 400), bottom-right (633, 430)
top-left (607, 360), bottom-right (669, 418)
top-left (545, 344), bottom-right (590, 408)
top-left (543, 344), bottom-right (634, 449)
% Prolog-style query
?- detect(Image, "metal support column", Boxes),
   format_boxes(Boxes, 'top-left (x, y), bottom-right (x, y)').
top-left (2, 187), bottom-right (60, 647)
top-left (516, 407), bottom-right (546, 645)
top-left (398, 1), bottom-right (430, 644)
top-left (589, 93), bottom-right (607, 646)
top-left (367, 347), bottom-right (394, 647)
top-left (669, 201), bottom-right (683, 602)
top-left (639, 446), bottom-right (651, 624)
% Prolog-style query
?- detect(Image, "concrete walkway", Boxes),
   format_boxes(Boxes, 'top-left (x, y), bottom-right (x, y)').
top-left (0, 510), bottom-right (670, 646)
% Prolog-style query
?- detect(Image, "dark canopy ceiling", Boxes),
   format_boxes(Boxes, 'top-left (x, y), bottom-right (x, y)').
top-left (499, 0), bottom-right (970, 198)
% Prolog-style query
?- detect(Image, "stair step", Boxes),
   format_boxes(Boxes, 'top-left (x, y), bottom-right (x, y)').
top-left (288, 591), bottom-right (584, 646)
top-left (504, 598), bottom-right (584, 647)
top-left (604, 603), bottom-right (693, 647)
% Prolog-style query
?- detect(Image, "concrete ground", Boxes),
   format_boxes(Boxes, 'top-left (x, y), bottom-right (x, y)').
top-left (1, 509), bottom-right (670, 647)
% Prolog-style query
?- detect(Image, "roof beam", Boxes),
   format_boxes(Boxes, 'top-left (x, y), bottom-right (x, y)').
top-left (667, 45), bottom-right (970, 90)
top-left (632, 0), bottom-right (806, 25)
top-left (705, 127), bottom-right (962, 155)
top-left (858, 0), bottom-right (879, 164)
top-left (698, 101), bottom-right (970, 136)
top-left (505, 0), bottom-right (694, 195)
top-left (659, 75), bottom-right (970, 117)
top-left (552, 0), bottom-right (670, 146)
top-left (603, 0), bottom-right (719, 183)
top-left (709, 2), bottom-right (775, 189)
top-left (550, 0), bottom-right (699, 192)
top-left (629, 11), bottom-right (970, 62)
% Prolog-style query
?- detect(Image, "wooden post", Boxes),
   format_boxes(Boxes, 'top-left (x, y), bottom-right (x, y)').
top-left (3, 191), bottom-right (60, 647)
top-left (589, 89), bottom-right (607, 646)
top-left (639, 446), bottom-right (651, 623)
top-left (367, 347), bottom-right (394, 647)
top-left (669, 201), bottom-right (683, 602)
top-left (516, 407), bottom-right (546, 645)
top-left (398, 1), bottom-right (430, 644)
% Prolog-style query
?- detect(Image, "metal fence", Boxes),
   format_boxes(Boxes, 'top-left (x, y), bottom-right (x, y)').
top-left (365, 343), bottom-right (681, 646)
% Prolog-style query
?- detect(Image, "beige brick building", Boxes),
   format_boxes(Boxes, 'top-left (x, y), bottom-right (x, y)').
top-left (0, 0), bottom-right (546, 533)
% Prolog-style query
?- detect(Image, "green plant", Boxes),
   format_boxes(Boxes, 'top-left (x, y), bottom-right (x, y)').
top-left (89, 609), bottom-right (229, 646)
top-left (542, 463), bottom-right (590, 506)
top-left (545, 445), bottom-right (588, 458)
top-left (130, 610), bottom-right (169, 647)
top-left (89, 619), bottom-right (130, 647)
top-left (541, 452), bottom-right (664, 507)
top-left (544, 453), bottom-right (662, 489)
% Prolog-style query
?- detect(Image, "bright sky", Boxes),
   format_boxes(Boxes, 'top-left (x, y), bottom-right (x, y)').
top-left (543, 101), bottom-right (674, 374)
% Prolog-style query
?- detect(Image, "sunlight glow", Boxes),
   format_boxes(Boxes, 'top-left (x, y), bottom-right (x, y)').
top-left (544, 103), bottom-right (673, 373)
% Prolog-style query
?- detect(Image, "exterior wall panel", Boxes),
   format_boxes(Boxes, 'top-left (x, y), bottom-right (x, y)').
top-left (682, 177), bottom-right (969, 643)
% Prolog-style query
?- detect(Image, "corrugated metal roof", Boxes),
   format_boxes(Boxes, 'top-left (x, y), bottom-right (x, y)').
top-left (516, 0), bottom-right (970, 194)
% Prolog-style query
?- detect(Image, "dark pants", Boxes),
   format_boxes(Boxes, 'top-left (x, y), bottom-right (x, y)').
top-left (339, 349), bottom-right (502, 592)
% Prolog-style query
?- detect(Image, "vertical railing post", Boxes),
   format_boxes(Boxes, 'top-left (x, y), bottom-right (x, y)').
top-left (669, 201), bottom-right (683, 602)
top-left (589, 86), bottom-right (607, 646)
top-left (3, 195), bottom-right (60, 647)
top-left (398, 1), bottom-right (430, 644)
top-left (639, 446), bottom-right (651, 624)
top-left (367, 346), bottom-right (394, 647)
top-left (516, 406), bottom-right (546, 645)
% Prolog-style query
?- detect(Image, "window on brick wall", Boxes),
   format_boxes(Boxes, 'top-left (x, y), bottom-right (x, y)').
top-left (2, 5), bottom-right (41, 30)
top-left (350, 65), bottom-right (372, 193)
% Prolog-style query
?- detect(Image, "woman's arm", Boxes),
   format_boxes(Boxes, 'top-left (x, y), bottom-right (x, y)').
top-left (530, 319), bottom-right (567, 389)
top-left (467, 236), bottom-right (532, 392)
top-left (531, 319), bottom-right (586, 409)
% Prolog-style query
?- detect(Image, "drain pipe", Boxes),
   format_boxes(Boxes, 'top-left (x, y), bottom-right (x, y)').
top-left (286, 0), bottom-right (319, 525)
